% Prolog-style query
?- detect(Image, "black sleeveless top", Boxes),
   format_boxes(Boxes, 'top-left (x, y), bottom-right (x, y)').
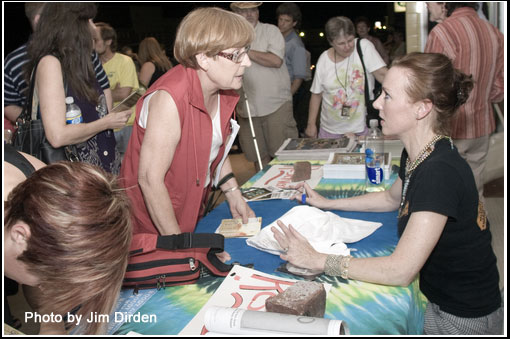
top-left (148, 65), bottom-right (167, 88)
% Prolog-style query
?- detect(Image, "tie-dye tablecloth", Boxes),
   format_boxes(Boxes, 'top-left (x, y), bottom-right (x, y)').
top-left (115, 159), bottom-right (427, 335)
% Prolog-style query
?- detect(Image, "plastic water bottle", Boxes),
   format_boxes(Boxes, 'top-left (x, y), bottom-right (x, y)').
top-left (65, 96), bottom-right (83, 125)
top-left (96, 93), bottom-right (112, 137)
top-left (365, 119), bottom-right (385, 192)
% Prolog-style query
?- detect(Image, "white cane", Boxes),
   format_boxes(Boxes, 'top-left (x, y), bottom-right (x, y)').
top-left (244, 92), bottom-right (263, 171)
top-left (493, 103), bottom-right (504, 126)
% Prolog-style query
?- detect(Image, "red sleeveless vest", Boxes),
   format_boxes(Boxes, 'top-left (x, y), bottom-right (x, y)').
top-left (120, 65), bottom-right (239, 234)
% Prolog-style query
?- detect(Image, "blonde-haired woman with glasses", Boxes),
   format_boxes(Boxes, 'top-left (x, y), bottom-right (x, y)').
top-left (120, 7), bottom-right (256, 256)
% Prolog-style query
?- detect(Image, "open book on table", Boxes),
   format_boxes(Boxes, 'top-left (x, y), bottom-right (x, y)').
top-left (202, 306), bottom-right (349, 335)
top-left (179, 265), bottom-right (348, 335)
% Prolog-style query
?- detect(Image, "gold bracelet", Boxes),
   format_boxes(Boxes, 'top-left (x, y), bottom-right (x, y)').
top-left (339, 255), bottom-right (352, 280)
top-left (222, 186), bottom-right (239, 194)
top-left (324, 254), bottom-right (343, 276)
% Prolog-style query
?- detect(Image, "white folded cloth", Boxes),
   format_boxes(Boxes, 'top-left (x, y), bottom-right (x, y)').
top-left (246, 205), bottom-right (383, 256)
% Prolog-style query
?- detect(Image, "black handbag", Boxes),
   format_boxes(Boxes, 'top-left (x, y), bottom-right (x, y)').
top-left (356, 38), bottom-right (382, 128)
top-left (13, 63), bottom-right (78, 164)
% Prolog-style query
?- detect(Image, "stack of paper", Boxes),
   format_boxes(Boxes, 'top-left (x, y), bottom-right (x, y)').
top-left (323, 152), bottom-right (391, 180)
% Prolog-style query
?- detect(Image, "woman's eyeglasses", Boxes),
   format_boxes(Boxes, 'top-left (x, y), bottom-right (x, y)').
top-left (217, 46), bottom-right (250, 63)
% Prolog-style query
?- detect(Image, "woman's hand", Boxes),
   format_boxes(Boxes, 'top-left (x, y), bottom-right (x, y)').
top-left (215, 251), bottom-right (231, 263)
top-left (290, 182), bottom-right (331, 210)
top-left (304, 124), bottom-right (317, 138)
top-left (271, 220), bottom-right (327, 272)
top-left (226, 190), bottom-right (256, 224)
top-left (104, 109), bottom-right (132, 130)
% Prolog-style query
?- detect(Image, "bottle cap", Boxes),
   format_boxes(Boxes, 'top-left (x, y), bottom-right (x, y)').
top-left (369, 119), bottom-right (379, 128)
top-left (65, 96), bottom-right (74, 105)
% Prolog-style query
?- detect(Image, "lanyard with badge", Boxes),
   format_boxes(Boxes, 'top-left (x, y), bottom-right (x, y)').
top-left (334, 51), bottom-right (352, 119)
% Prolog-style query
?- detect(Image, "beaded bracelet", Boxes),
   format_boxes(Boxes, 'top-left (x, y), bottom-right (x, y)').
top-left (324, 254), bottom-right (352, 279)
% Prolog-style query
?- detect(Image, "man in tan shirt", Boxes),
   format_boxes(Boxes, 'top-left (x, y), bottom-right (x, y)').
top-left (231, 2), bottom-right (298, 171)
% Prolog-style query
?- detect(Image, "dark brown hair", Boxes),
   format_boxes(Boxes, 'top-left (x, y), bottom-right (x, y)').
top-left (445, 2), bottom-right (479, 17)
top-left (276, 2), bottom-right (302, 30)
top-left (24, 2), bottom-right (46, 23)
top-left (391, 52), bottom-right (474, 135)
top-left (354, 16), bottom-right (371, 28)
top-left (95, 22), bottom-right (118, 52)
top-left (5, 161), bottom-right (132, 334)
top-left (25, 3), bottom-right (99, 104)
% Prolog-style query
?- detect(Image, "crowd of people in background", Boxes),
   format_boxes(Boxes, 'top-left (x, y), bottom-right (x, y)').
top-left (3, 2), bottom-right (504, 336)
top-left (4, 2), bottom-right (403, 162)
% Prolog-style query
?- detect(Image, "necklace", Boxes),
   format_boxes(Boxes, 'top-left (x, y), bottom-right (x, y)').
top-left (398, 135), bottom-right (453, 217)
top-left (334, 50), bottom-right (350, 90)
top-left (405, 135), bottom-right (450, 175)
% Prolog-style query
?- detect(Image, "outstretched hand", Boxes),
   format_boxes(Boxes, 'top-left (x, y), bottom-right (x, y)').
top-left (271, 220), bottom-right (327, 273)
top-left (290, 182), bottom-right (330, 210)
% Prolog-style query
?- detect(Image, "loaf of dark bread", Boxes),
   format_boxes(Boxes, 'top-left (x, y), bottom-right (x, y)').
top-left (265, 281), bottom-right (326, 317)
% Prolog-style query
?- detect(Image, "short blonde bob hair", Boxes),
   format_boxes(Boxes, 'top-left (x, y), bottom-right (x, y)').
top-left (174, 7), bottom-right (255, 69)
